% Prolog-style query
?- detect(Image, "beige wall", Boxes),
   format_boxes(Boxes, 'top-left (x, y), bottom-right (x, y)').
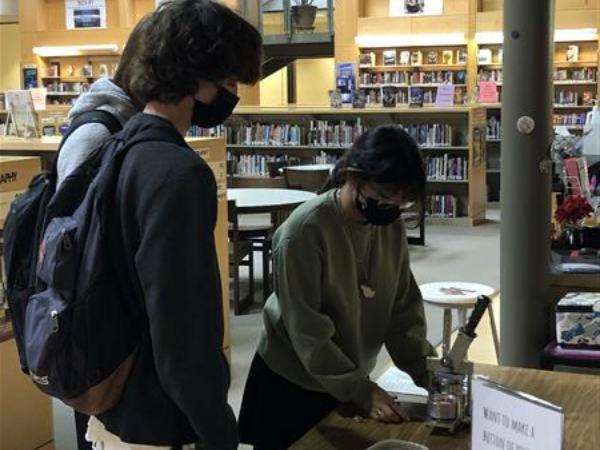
top-left (0, 24), bottom-right (22, 91)
top-left (296, 58), bottom-right (335, 106)
top-left (260, 66), bottom-right (288, 106)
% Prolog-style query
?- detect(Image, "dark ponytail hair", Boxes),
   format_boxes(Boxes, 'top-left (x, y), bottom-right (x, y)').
top-left (322, 125), bottom-right (426, 206)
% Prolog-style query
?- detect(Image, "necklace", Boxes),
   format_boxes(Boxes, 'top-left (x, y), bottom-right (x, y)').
top-left (335, 189), bottom-right (377, 300)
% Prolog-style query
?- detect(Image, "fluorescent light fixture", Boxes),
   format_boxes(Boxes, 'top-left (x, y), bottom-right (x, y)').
top-left (555, 28), bottom-right (597, 42)
top-left (356, 33), bottom-right (466, 48)
top-left (33, 44), bottom-right (119, 57)
top-left (476, 29), bottom-right (598, 45)
top-left (475, 32), bottom-right (504, 45)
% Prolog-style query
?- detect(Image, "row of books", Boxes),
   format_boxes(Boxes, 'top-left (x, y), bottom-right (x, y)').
top-left (478, 45), bottom-right (581, 64)
top-left (228, 155), bottom-right (288, 177)
top-left (554, 113), bottom-right (588, 126)
top-left (425, 156), bottom-right (468, 181)
top-left (42, 81), bottom-right (92, 94)
top-left (360, 71), bottom-right (467, 86)
top-left (487, 117), bottom-right (501, 140)
top-left (360, 49), bottom-right (468, 67)
top-left (361, 86), bottom-right (467, 107)
top-left (426, 195), bottom-right (460, 218)
top-left (405, 123), bottom-right (457, 147)
top-left (190, 120), bottom-right (460, 148)
top-left (555, 90), bottom-right (596, 106)
top-left (554, 68), bottom-right (597, 82)
top-left (478, 69), bottom-right (503, 83)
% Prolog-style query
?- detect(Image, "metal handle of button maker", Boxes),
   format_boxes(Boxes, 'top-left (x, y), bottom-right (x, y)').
top-left (462, 295), bottom-right (491, 338)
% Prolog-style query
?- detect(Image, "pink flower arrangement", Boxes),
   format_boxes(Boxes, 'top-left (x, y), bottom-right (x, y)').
top-left (554, 196), bottom-right (594, 228)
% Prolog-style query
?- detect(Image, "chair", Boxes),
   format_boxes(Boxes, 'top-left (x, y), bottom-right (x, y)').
top-left (419, 282), bottom-right (500, 363)
top-left (228, 200), bottom-right (255, 314)
top-left (238, 220), bottom-right (275, 301)
top-left (284, 167), bottom-right (331, 192)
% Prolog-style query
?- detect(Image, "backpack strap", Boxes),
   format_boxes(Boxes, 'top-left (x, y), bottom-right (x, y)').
top-left (51, 110), bottom-right (124, 178)
top-left (59, 110), bottom-right (123, 151)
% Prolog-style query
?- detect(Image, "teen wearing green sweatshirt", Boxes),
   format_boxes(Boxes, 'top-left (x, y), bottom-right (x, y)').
top-left (239, 125), bottom-right (436, 450)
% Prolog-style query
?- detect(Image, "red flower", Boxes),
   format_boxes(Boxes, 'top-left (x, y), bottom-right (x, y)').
top-left (555, 196), bottom-right (594, 227)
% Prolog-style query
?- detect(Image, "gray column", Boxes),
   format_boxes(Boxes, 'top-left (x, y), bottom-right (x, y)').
top-left (500, 0), bottom-right (555, 367)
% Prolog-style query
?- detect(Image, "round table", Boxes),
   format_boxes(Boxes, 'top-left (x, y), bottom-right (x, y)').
top-left (228, 188), bottom-right (316, 215)
top-left (420, 282), bottom-right (499, 361)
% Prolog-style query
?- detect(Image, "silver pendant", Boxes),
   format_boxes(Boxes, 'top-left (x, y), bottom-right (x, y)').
top-left (361, 284), bottom-right (376, 299)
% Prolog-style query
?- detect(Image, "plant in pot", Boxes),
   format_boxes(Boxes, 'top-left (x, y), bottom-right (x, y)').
top-left (291, 0), bottom-right (318, 32)
top-left (554, 195), bottom-right (594, 249)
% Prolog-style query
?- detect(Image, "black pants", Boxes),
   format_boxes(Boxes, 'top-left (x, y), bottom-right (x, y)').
top-left (75, 411), bottom-right (93, 450)
top-left (238, 354), bottom-right (340, 450)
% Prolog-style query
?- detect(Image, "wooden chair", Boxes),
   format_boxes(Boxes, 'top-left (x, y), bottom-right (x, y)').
top-left (284, 167), bottom-right (331, 192)
top-left (228, 200), bottom-right (255, 314)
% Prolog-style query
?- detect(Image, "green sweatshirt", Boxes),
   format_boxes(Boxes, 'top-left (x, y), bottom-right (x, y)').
top-left (257, 190), bottom-right (436, 404)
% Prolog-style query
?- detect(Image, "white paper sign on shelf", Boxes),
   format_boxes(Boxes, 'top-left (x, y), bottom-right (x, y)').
top-left (66, 0), bottom-right (107, 30)
top-left (472, 377), bottom-right (564, 450)
top-left (29, 88), bottom-right (48, 111)
top-left (390, 0), bottom-right (443, 17)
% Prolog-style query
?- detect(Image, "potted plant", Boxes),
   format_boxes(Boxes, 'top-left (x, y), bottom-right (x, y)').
top-left (554, 196), bottom-right (594, 248)
top-left (291, 0), bottom-right (318, 32)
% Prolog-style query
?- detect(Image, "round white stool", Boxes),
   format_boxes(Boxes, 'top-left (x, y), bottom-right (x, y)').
top-left (420, 282), bottom-right (500, 362)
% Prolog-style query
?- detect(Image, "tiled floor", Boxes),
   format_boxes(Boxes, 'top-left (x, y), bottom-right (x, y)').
top-left (53, 209), bottom-right (501, 449)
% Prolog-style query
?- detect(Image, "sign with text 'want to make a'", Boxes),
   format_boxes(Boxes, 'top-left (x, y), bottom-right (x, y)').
top-left (472, 377), bottom-right (564, 450)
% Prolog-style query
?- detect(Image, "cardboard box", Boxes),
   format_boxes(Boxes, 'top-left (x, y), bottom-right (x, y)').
top-left (0, 156), bottom-right (42, 228)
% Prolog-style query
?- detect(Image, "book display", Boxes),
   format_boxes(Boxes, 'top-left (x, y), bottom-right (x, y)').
top-left (39, 55), bottom-right (120, 106)
top-left (219, 107), bottom-right (487, 226)
top-left (357, 45), bottom-right (469, 107)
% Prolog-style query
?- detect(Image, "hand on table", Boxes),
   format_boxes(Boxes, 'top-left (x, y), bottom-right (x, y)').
top-left (359, 384), bottom-right (411, 424)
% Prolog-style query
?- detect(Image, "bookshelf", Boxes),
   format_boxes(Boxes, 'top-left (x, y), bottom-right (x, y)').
top-left (39, 55), bottom-right (120, 107)
top-left (213, 106), bottom-right (487, 226)
top-left (476, 37), bottom-right (599, 202)
top-left (357, 46), bottom-right (469, 107)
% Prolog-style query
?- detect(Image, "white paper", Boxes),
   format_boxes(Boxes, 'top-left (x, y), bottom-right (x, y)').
top-left (29, 88), bottom-right (47, 111)
top-left (472, 378), bottom-right (564, 450)
top-left (377, 366), bottom-right (428, 401)
top-left (390, 0), bottom-right (444, 17)
top-left (66, 0), bottom-right (106, 30)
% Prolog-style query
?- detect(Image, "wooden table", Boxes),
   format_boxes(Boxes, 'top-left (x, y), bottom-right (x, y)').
top-left (288, 364), bottom-right (599, 450)
top-left (0, 137), bottom-right (61, 171)
top-left (228, 188), bottom-right (316, 227)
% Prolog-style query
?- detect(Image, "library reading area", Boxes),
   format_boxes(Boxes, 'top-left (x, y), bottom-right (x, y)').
top-left (0, 0), bottom-right (599, 450)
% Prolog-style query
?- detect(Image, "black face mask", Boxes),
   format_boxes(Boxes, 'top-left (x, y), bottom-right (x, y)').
top-left (191, 86), bottom-right (239, 128)
top-left (355, 191), bottom-right (402, 226)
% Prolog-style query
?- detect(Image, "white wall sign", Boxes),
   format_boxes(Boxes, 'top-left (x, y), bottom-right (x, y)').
top-left (472, 377), bottom-right (564, 450)
top-left (390, 0), bottom-right (443, 17)
top-left (66, 0), bottom-right (106, 30)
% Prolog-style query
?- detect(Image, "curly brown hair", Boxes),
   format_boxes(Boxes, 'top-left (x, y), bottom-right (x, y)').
top-left (121, 0), bottom-right (262, 106)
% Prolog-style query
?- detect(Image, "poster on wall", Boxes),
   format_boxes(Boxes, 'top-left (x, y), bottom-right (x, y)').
top-left (66, 0), bottom-right (107, 30)
top-left (390, 0), bottom-right (443, 17)
top-left (335, 62), bottom-right (356, 105)
top-left (22, 65), bottom-right (39, 90)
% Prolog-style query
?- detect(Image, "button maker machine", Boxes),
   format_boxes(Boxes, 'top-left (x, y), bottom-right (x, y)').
top-left (424, 295), bottom-right (491, 432)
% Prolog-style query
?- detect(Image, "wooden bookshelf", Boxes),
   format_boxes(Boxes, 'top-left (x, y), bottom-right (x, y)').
top-left (224, 106), bottom-right (487, 226)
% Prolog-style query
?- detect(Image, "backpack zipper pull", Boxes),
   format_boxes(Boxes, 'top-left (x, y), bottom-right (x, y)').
top-left (51, 311), bottom-right (59, 333)
top-left (62, 231), bottom-right (73, 250)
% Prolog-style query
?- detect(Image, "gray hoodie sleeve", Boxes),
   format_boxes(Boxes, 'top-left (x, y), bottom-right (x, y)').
top-left (57, 123), bottom-right (113, 188)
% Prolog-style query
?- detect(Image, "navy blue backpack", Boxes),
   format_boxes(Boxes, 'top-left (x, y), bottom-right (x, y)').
top-left (3, 111), bottom-right (176, 415)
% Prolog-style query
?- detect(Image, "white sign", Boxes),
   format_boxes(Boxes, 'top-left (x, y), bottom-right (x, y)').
top-left (66, 0), bottom-right (106, 30)
top-left (472, 377), bottom-right (564, 450)
top-left (390, 0), bottom-right (443, 17)
top-left (29, 88), bottom-right (47, 111)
